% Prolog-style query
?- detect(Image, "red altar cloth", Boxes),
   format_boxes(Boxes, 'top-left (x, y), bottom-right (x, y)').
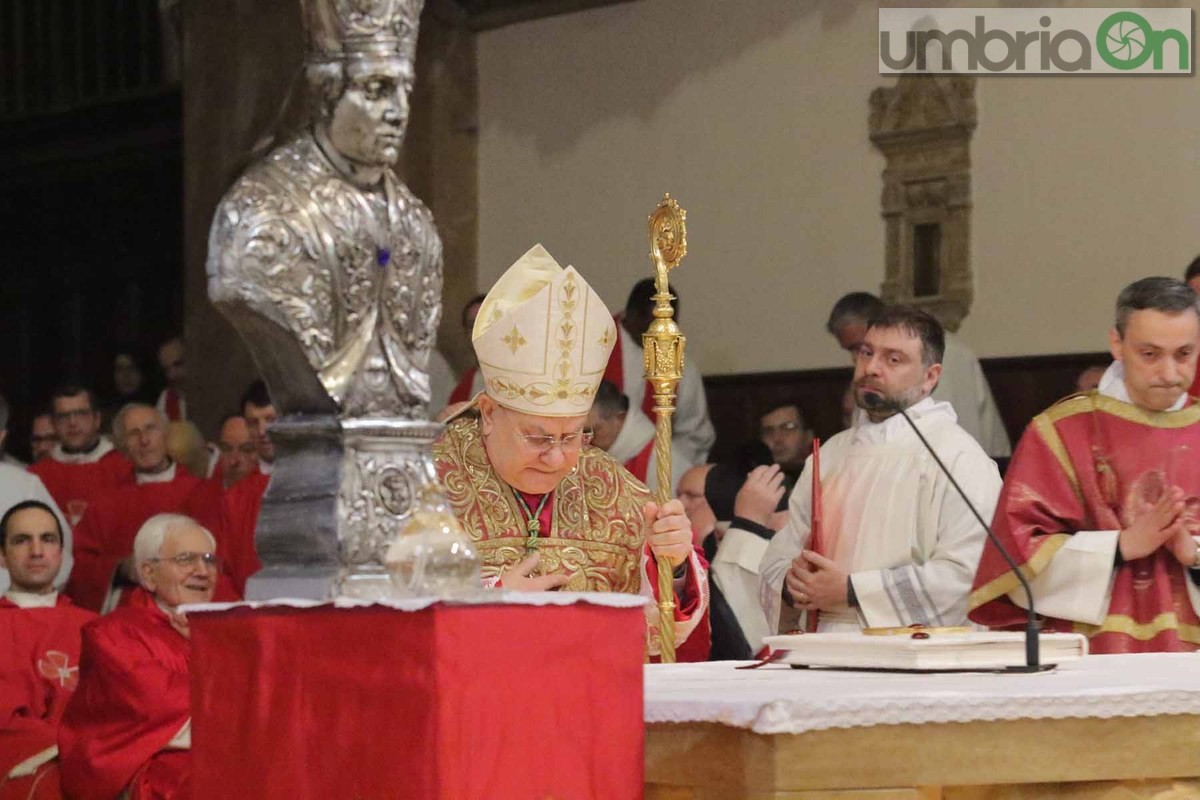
top-left (187, 596), bottom-right (646, 799)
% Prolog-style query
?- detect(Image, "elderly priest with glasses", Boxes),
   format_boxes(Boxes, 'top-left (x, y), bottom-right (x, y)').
top-left (434, 245), bottom-right (710, 661)
top-left (58, 514), bottom-right (219, 800)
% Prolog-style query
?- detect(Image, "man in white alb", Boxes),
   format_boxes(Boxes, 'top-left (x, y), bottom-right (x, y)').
top-left (759, 306), bottom-right (1002, 633)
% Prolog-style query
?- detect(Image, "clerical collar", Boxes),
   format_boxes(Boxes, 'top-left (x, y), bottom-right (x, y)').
top-left (1099, 361), bottom-right (1188, 412)
top-left (4, 590), bottom-right (58, 608)
top-left (137, 460), bottom-right (177, 485)
top-left (53, 436), bottom-right (114, 465)
top-left (851, 395), bottom-right (955, 445)
top-left (259, 459), bottom-right (274, 476)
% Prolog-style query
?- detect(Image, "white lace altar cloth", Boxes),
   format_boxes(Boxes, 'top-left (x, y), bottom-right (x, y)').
top-left (181, 591), bottom-right (648, 614)
top-left (644, 654), bottom-right (1200, 734)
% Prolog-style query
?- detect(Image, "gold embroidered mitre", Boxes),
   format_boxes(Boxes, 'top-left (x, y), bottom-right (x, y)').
top-left (472, 244), bottom-right (616, 417)
top-left (301, 0), bottom-right (423, 62)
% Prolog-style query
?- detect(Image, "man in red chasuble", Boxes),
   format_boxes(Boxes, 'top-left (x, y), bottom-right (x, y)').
top-left (434, 244), bottom-right (710, 661)
top-left (67, 405), bottom-right (204, 612)
top-left (60, 514), bottom-right (217, 800)
top-left (971, 277), bottom-right (1200, 653)
top-left (0, 501), bottom-right (96, 799)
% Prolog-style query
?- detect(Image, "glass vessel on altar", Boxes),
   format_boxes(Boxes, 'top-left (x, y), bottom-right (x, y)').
top-left (385, 490), bottom-right (480, 598)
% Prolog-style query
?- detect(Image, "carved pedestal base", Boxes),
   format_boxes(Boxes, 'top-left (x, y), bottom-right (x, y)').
top-left (244, 417), bottom-right (445, 601)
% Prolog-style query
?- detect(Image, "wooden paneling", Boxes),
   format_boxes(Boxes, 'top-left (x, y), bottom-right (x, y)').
top-left (702, 352), bottom-right (1112, 462)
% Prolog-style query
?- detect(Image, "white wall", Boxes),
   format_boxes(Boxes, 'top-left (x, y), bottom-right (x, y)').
top-left (479, 0), bottom-right (1200, 374)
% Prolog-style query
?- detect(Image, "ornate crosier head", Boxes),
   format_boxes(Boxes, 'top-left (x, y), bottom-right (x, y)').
top-left (302, 0), bottom-right (424, 168)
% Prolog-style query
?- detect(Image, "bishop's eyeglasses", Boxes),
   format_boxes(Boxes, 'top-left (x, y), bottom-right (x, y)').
top-left (517, 431), bottom-right (594, 454)
top-left (149, 552), bottom-right (223, 571)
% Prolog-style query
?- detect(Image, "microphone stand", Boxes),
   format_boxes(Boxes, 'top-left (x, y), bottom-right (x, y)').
top-left (864, 393), bottom-right (1051, 673)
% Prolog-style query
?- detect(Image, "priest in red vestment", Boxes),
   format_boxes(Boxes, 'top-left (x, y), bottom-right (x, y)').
top-left (434, 245), bottom-right (710, 661)
top-left (183, 415), bottom-right (268, 596)
top-left (59, 513), bottom-right (217, 800)
top-left (0, 501), bottom-right (96, 800)
top-left (67, 406), bottom-right (202, 613)
top-left (971, 277), bottom-right (1200, 653)
top-left (27, 387), bottom-right (132, 528)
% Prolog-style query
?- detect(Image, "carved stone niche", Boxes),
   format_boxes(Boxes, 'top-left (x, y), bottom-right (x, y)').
top-left (869, 75), bottom-right (976, 332)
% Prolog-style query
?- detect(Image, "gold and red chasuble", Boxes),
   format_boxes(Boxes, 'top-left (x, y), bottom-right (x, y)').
top-left (971, 392), bottom-right (1200, 653)
top-left (433, 414), bottom-right (649, 594)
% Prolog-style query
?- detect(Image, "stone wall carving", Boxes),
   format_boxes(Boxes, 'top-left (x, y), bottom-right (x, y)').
top-left (869, 75), bottom-right (976, 331)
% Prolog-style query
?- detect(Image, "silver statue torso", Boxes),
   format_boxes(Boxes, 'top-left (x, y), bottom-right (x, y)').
top-left (208, 130), bottom-right (443, 419)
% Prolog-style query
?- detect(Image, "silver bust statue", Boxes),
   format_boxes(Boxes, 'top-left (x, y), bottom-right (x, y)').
top-left (207, 0), bottom-right (444, 599)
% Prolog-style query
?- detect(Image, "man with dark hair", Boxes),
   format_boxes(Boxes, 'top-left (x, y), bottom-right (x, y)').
top-left (28, 385), bottom-right (133, 527)
top-left (758, 401), bottom-right (813, 486)
top-left (446, 293), bottom-right (488, 407)
top-left (760, 306), bottom-right (1002, 633)
top-left (1184, 255), bottom-right (1200, 294)
top-left (240, 381), bottom-right (277, 475)
top-left (602, 278), bottom-right (715, 472)
top-left (972, 277), bottom-right (1200, 653)
top-left (1181, 256), bottom-right (1200, 399)
top-left (0, 500), bottom-right (96, 796)
top-left (67, 405), bottom-right (202, 612)
top-left (586, 379), bottom-right (686, 495)
top-left (29, 411), bottom-right (58, 463)
top-left (826, 292), bottom-right (1011, 458)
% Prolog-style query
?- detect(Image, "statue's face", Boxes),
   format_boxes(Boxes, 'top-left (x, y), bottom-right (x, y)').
top-left (327, 58), bottom-right (412, 167)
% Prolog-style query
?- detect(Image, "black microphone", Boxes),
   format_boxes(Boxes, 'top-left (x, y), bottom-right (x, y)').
top-left (862, 391), bottom-right (1049, 672)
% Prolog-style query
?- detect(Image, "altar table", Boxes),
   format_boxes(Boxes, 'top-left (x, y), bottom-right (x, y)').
top-left (187, 595), bottom-right (647, 800)
top-left (642, 655), bottom-right (1200, 799)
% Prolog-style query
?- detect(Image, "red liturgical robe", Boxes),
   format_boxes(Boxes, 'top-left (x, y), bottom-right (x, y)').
top-left (28, 452), bottom-right (133, 528)
top-left (67, 468), bottom-right (202, 613)
top-left (58, 595), bottom-right (192, 800)
top-left (182, 472), bottom-right (268, 596)
top-left (0, 595), bottom-right (96, 800)
top-left (970, 392), bottom-right (1200, 653)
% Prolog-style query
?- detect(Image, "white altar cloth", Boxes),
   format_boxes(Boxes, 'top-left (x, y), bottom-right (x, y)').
top-left (644, 653), bottom-right (1200, 735)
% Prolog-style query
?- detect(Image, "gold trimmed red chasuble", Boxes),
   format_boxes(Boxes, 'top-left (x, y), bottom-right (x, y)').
top-left (434, 414), bottom-right (649, 593)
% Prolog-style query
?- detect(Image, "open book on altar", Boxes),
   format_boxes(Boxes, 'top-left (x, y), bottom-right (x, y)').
top-left (763, 629), bottom-right (1089, 672)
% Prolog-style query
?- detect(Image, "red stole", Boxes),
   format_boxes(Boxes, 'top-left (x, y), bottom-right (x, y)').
top-left (602, 319), bottom-right (656, 419)
top-left (448, 367), bottom-right (477, 405)
top-left (67, 469), bottom-right (202, 612)
top-left (0, 595), bottom-right (97, 797)
top-left (970, 393), bottom-right (1200, 653)
top-left (162, 389), bottom-right (183, 422)
top-left (28, 452), bottom-right (133, 527)
top-left (58, 594), bottom-right (192, 800)
top-left (623, 439), bottom-right (654, 484)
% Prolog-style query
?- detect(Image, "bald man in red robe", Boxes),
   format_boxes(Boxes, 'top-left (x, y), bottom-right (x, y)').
top-left (67, 406), bottom-right (201, 612)
top-left (59, 514), bottom-right (219, 800)
top-left (183, 415), bottom-right (269, 595)
top-left (27, 387), bottom-right (132, 529)
top-left (0, 501), bottom-right (96, 800)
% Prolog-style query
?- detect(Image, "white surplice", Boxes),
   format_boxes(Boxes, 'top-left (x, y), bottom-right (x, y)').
top-left (758, 396), bottom-right (1002, 633)
top-left (604, 404), bottom-right (686, 496)
top-left (933, 332), bottom-right (1011, 458)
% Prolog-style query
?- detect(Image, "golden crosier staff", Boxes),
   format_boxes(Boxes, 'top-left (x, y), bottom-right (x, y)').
top-left (643, 193), bottom-right (688, 664)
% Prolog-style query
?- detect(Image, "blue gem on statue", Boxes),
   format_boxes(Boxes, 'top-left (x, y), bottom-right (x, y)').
top-left (376, 248), bottom-right (391, 267)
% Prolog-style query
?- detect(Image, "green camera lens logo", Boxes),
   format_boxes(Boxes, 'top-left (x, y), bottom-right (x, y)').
top-left (1096, 11), bottom-right (1188, 70)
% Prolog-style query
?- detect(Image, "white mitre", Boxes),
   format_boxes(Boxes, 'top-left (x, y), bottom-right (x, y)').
top-left (472, 244), bottom-right (616, 417)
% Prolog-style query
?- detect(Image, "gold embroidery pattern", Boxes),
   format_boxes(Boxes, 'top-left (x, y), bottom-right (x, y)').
top-left (501, 325), bottom-right (526, 354)
top-left (1073, 612), bottom-right (1200, 646)
top-left (433, 415), bottom-right (648, 592)
top-left (1044, 390), bottom-right (1200, 429)
top-left (1032, 412), bottom-right (1085, 507)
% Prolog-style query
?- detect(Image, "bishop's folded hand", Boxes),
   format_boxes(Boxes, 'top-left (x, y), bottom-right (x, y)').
top-left (643, 499), bottom-right (691, 569)
top-left (499, 552), bottom-right (571, 592)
